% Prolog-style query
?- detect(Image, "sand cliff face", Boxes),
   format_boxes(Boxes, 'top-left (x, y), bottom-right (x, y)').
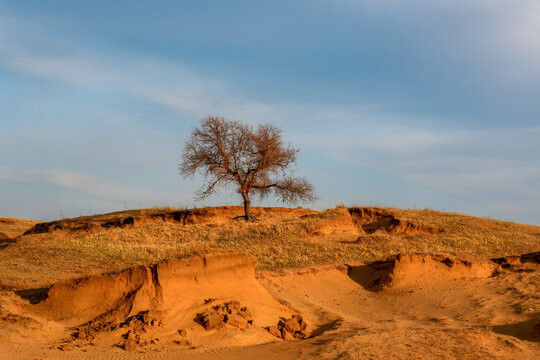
top-left (29, 252), bottom-right (290, 328)
top-left (371, 253), bottom-right (499, 290)
top-left (28, 252), bottom-right (500, 326)
top-left (348, 207), bottom-right (440, 235)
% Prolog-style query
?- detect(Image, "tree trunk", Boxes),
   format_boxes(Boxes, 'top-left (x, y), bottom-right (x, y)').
top-left (241, 191), bottom-right (253, 221)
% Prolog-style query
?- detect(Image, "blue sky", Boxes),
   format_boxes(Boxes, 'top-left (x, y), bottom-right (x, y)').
top-left (1, 0), bottom-right (539, 225)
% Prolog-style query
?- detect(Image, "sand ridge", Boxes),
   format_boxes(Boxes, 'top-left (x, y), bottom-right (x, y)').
top-left (22, 206), bottom-right (317, 236)
top-left (3, 206), bottom-right (538, 292)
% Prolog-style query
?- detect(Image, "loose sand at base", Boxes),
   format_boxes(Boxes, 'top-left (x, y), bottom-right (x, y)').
top-left (1, 251), bottom-right (538, 360)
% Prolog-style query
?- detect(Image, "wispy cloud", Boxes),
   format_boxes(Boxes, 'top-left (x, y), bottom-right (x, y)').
top-left (325, 126), bottom-right (540, 211)
top-left (0, 166), bottom-right (191, 204)
top-left (335, 0), bottom-right (540, 86)
top-left (0, 13), bottom-right (378, 129)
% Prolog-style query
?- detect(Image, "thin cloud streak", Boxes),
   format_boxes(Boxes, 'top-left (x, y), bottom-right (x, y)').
top-left (0, 167), bottom-right (191, 204)
top-left (322, 125), bottom-right (540, 222)
top-left (0, 15), bottom-right (378, 128)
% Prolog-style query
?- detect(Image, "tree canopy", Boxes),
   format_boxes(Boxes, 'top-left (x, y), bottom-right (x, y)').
top-left (179, 116), bottom-right (315, 220)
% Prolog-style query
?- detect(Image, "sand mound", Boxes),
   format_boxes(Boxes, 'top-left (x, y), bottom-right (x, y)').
top-left (348, 207), bottom-right (440, 235)
top-left (368, 253), bottom-right (499, 290)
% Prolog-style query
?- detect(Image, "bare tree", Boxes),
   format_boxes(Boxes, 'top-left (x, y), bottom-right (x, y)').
top-left (180, 116), bottom-right (316, 221)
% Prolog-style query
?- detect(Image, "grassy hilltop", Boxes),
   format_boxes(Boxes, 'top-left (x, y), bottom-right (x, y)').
top-left (1, 206), bottom-right (539, 290)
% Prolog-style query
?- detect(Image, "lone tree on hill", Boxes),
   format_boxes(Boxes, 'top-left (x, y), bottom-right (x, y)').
top-left (179, 116), bottom-right (316, 221)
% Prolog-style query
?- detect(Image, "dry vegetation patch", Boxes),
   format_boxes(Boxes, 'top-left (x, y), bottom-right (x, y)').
top-left (0, 218), bottom-right (39, 249)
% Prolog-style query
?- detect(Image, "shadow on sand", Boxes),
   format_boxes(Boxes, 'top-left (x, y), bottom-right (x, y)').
top-left (492, 318), bottom-right (540, 342)
top-left (15, 288), bottom-right (49, 304)
top-left (346, 261), bottom-right (393, 291)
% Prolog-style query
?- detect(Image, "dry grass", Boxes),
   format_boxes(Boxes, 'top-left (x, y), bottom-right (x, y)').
top-left (0, 206), bottom-right (538, 290)
top-left (0, 218), bottom-right (39, 240)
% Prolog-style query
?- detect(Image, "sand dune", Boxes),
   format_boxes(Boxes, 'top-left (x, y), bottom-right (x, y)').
top-left (1, 250), bottom-right (538, 359)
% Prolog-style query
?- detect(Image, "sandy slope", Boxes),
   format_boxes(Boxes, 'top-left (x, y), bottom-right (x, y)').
top-left (258, 257), bottom-right (539, 359)
top-left (0, 252), bottom-right (539, 360)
